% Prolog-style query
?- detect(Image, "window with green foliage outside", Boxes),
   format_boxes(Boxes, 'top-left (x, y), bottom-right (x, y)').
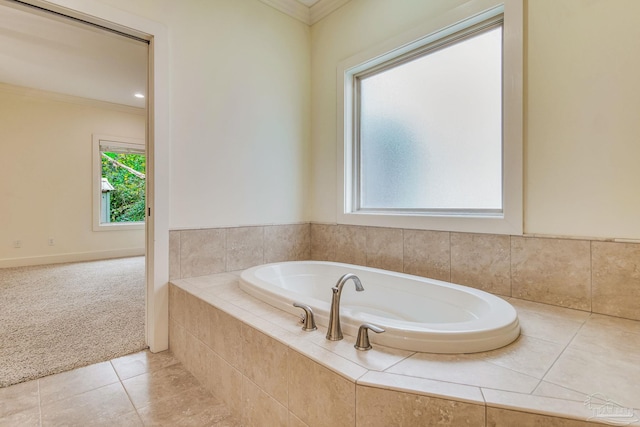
top-left (100, 142), bottom-right (145, 224)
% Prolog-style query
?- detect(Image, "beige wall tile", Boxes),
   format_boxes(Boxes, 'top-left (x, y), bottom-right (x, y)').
top-left (289, 412), bottom-right (309, 427)
top-left (190, 297), bottom-right (210, 344)
top-left (241, 325), bottom-right (289, 406)
top-left (168, 284), bottom-right (186, 326)
top-left (180, 229), bottom-right (226, 278)
top-left (366, 227), bottom-right (403, 272)
top-left (310, 223), bottom-right (337, 261)
top-left (511, 237), bottom-right (591, 310)
top-left (592, 241), bottom-right (640, 320)
top-left (208, 350), bottom-right (242, 420)
top-left (226, 226), bottom-right (264, 271)
top-left (183, 291), bottom-right (199, 336)
top-left (206, 305), bottom-right (242, 370)
top-left (169, 230), bottom-right (181, 280)
top-left (356, 385), bottom-right (485, 426)
top-left (335, 225), bottom-right (367, 265)
top-left (241, 377), bottom-right (288, 427)
top-left (288, 349), bottom-right (355, 427)
top-left (483, 389), bottom-right (603, 421)
top-left (168, 319), bottom-right (186, 363)
top-left (403, 229), bottom-right (450, 281)
top-left (451, 232), bottom-right (511, 296)
top-left (486, 407), bottom-right (592, 427)
top-left (357, 371), bottom-right (484, 405)
top-left (264, 224), bottom-right (310, 263)
top-left (185, 332), bottom-right (208, 382)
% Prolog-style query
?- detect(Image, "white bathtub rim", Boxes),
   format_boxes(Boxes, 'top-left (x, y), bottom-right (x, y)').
top-left (240, 260), bottom-right (520, 354)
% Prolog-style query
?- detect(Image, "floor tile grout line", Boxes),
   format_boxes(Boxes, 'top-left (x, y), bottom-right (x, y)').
top-left (116, 362), bottom-right (140, 417)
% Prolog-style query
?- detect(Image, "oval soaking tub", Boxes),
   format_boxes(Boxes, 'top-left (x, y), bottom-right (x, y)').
top-left (239, 261), bottom-right (520, 353)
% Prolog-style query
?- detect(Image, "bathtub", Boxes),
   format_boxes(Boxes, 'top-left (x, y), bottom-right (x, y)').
top-left (239, 261), bottom-right (520, 353)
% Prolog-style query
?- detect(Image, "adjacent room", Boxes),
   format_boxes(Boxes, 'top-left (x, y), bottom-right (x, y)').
top-left (0, 0), bottom-right (148, 387)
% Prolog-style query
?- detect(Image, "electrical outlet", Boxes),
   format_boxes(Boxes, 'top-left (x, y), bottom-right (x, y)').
top-left (48, 238), bottom-right (55, 246)
top-left (13, 240), bottom-right (21, 248)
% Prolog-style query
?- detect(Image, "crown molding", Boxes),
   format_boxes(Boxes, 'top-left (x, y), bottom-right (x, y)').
top-left (309, 0), bottom-right (350, 24)
top-left (259, 0), bottom-right (349, 25)
top-left (260, 0), bottom-right (311, 24)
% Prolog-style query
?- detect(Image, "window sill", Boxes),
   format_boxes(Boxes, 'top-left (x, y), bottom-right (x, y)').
top-left (93, 222), bottom-right (145, 232)
top-left (337, 211), bottom-right (522, 235)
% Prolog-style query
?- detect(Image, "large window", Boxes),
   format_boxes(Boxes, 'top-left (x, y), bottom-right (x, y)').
top-left (92, 135), bottom-right (145, 231)
top-left (338, 2), bottom-right (523, 234)
top-left (358, 23), bottom-right (502, 212)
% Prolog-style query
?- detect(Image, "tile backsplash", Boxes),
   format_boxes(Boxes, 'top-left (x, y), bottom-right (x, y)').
top-left (169, 224), bottom-right (310, 280)
top-left (169, 222), bottom-right (640, 321)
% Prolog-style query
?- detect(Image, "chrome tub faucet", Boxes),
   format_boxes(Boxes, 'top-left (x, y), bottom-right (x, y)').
top-left (326, 273), bottom-right (364, 341)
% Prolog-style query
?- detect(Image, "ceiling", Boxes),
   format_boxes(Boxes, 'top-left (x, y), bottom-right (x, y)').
top-left (0, 2), bottom-right (147, 108)
top-left (0, 0), bottom-right (347, 108)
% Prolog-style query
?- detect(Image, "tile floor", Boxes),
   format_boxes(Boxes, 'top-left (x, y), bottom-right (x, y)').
top-left (0, 350), bottom-right (240, 427)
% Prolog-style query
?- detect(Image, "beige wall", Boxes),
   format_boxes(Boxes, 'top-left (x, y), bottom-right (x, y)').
top-left (526, 0), bottom-right (640, 239)
top-left (0, 85), bottom-right (145, 265)
top-left (96, 0), bottom-right (311, 230)
top-left (25, 0), bottom-right (640, 244)
top-left (309, 0), bottom-right (640, 240)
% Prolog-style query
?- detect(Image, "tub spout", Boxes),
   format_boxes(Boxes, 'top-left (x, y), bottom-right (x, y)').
top-left (326, 273), bottom-right (364, 341)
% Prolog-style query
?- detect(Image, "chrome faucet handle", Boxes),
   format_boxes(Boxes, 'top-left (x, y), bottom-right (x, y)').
top-left (354, 323), bottom-right (385, 351)
top-left (293, 302), bottom-right (317, 332)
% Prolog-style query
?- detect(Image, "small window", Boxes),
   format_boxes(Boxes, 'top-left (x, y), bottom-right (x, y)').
top-left (338, 2), bottom-right (523, 235)
top-left (93, 135), bottom-right (145, 231)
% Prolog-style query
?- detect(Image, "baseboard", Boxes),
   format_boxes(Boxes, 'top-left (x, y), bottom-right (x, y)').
top-left (0, 248), bottom-right (146, 268)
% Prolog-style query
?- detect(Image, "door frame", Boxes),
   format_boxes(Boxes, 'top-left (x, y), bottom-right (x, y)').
top-left (14, 0), bottom-right (171, 352)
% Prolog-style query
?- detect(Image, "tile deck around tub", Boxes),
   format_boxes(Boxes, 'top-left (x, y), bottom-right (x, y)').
top-left (171, 272), bottom-right (640, 426)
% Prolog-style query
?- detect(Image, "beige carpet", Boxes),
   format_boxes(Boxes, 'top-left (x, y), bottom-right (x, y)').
top-left (0, 256), bottom-right (147, 387)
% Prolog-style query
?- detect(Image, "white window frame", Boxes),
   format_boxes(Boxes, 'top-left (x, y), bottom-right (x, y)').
top-left (92, 134), bottom-right (146, 232)
top-left (337, 0), bottom-right (523, 235)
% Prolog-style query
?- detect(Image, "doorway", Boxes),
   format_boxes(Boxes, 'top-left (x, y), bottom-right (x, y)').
top-left (0, 0), bottom-right (169, 382)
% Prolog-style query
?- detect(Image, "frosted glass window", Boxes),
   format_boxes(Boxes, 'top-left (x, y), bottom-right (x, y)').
top-left (357, 25), bottom-right (503, 212)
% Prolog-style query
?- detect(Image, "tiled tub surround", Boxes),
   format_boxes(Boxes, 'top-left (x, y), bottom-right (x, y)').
top-left (170, 223), bottom-right (640, 322)
top-left (169, 274), bottom-right (640, 427)
top-left (169, 224), bottom-right (310, 280)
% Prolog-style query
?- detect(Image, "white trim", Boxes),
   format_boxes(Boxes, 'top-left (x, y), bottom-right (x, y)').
top-left (0, 247), bottom-right (145, 269)
top-left (336, 0), bottom-right (523, 235)
top-left (309, 0), bottom-right (350, 24)
top-left (34, 0), bottom-right (171, 353)
top-left (92, 134), bottom-right (146, 232)
top-left (260, 0), bottom-right (310, 24)
top-left (258, 0), bottom-right (350, 25)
